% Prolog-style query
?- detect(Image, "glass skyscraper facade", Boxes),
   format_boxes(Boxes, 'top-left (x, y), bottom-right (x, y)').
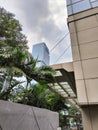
top-left (67, 0), bottom-right (98, 15)
top-left (32, 42), bottom-right (50, 66)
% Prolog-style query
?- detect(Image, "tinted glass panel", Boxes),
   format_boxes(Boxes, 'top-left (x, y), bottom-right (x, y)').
top-left (92, 1), bottom-right (98, 7)
top-left (72, 0), bottom-right (83, 3)
top-left (67, 6), bottom-right (73, 15)
top-left (90, 0), bottom-right (97, 2)
top-left (73, 0), bottom-right (91, 13)
top-left (67, 0), bottom-right (71, 5)
top-left (67, 0), bottom-right (98, 15)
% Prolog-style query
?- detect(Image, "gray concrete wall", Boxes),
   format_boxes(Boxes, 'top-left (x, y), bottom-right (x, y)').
top-left (0, 100), bottom-right (59, 130)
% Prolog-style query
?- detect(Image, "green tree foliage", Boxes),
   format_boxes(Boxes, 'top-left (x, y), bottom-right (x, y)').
top-left (10, 83), bottom-right (67, 112)
top-left (0, 7), bottom-right (27, 51)
top-left (0, 7), bottom-right (28, 94)
top-left (0, 7), bottom-right (56, 99)
top-left (0, 49), bottom-right (56, 100)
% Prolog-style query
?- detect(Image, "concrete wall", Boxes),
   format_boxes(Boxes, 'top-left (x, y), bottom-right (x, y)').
top-left (0, 100), bottom-right (59, 130)
top-left (68, 7), bottom-right (98, 130)
top-left (82, 106), bottom-right (98, 130)
top-left (68, 7), bottom-right (98, 105)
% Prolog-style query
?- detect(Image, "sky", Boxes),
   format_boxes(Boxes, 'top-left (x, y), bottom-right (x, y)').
top-left (0, 0), bottom-right (72, 65)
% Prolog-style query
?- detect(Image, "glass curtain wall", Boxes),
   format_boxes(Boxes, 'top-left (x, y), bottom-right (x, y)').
top-left (67, 0), bottom-right (98, 15)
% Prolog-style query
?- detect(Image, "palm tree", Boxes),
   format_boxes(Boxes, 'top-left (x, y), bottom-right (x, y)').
top-left (0, 50), bottom-right (56, 100)
top-left (13, 50), bottom-right (56, 85)
top-left (10, 82), bottom-right (67, 111)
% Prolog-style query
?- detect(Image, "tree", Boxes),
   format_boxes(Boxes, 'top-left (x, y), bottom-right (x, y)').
top-left (0, 7), bottom-right (27, 50)
top-left (0, 49), bottom-right (56, 100)
top-left (0, 7), bottom-right (56, 99)
top-left (0, 7), bottom-right (28, 93)
top-left (10, 82), bottom-right (67, 112)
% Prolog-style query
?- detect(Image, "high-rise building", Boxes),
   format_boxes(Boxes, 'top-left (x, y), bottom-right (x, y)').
top-left (66, 0), bottom-right (98, 130)
top-left (32, 42), bottom-right (49, 66)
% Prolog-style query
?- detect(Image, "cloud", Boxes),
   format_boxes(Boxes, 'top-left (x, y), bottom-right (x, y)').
top-left (16, 0), bottom-right (63, 45)
top-left (16, 0), bottom-right (50, 31)
top-left (0, 0), bottom-right (72, 64)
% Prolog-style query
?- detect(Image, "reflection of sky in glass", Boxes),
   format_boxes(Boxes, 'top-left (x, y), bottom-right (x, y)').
top-left (67, 0), bottom-right (98, 15)
top-left (92, 1), bottom-right (98, 7)
top-left (32, 43), bottom-right (49, 66)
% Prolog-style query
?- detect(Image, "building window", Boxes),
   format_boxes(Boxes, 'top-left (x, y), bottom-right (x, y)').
top-left (67, 0), bottom-right (98, 15)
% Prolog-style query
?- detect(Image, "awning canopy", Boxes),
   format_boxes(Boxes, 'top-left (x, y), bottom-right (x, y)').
top-left (50, 62), bottom-right (80, 110)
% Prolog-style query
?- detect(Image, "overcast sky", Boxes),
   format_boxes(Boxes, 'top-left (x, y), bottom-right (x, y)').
top-left (0, 0), bottom-right (72, 64)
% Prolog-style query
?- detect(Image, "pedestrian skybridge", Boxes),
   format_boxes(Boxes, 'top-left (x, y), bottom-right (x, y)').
top-left (50, 62), bottom-right (80, 110)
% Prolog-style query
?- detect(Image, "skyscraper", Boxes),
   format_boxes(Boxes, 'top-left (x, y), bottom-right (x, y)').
top-left (32, 42), bottom-right (49, 66)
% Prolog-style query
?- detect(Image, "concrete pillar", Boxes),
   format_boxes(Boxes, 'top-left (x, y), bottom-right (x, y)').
top-left (81, 106), bottom-right (98, 130)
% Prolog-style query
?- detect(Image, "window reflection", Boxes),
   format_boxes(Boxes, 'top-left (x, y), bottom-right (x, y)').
top-left (72, 0), bottom-right (83, 3)
top-left (67, 0), bottom-right (71, 5)
top-left (67, 6), bottom-right (73, 15)
top-left (66, 0), bottom-right (98, 15)
top-left (92, 1), bottom-right (98, 7)
top-left (72, 0), bottom-right (91, 13)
